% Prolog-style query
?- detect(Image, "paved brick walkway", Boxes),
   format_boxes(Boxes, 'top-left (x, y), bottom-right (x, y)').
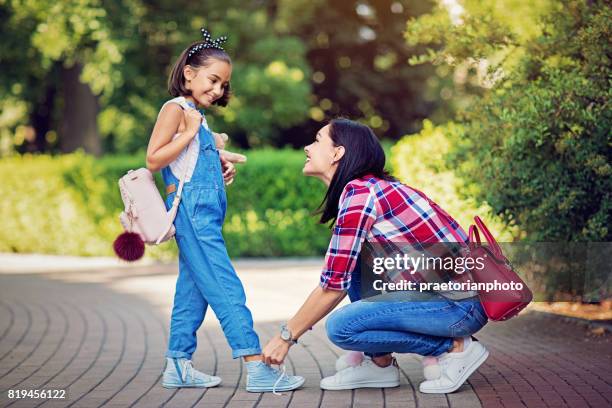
top-left (0, 261), bottom-right (610, 408)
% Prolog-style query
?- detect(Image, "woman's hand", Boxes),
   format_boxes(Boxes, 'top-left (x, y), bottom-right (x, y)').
top-left (261, 287), bottom-right (346, 367)
top-left (220, 156), bottom-right (237, 185)
top-left (262, 334), bottom-right (291, 365)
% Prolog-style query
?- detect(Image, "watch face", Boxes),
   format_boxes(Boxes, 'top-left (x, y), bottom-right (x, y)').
top-left (280, 325), bottom-right (291, 341)
top-left (280, 329), bottom-right (290, 341)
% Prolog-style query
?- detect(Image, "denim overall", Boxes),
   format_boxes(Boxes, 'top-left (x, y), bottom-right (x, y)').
top-left (162, 111), bottom-right (261, 359)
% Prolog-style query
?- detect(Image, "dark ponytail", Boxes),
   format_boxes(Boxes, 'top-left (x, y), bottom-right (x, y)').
top-left (317, 118), bottom-right (395, 225)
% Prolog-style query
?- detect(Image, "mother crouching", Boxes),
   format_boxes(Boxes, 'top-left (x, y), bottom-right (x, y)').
top-left (262, 118), bottom-right (489, 394)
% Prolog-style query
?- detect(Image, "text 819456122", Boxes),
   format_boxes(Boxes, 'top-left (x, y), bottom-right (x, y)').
top-left (7, 389), bottom-right (67, 400)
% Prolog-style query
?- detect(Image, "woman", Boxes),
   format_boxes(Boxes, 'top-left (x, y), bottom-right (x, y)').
top-left (262, 119), bottom-right (489, 394)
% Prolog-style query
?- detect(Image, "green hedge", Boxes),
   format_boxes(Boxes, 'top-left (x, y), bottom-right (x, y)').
top-left (216, 149), bottom-right (331, 256)
top-left (0, 149), bottom-right (331, 259)
top-left (2, 135), bottom-right (512, 259)
top-left (1, 154), bottom-right (112, 256)
top-left (391, 120), bottom-right (515, 241)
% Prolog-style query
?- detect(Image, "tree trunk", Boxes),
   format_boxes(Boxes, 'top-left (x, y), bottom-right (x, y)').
top-left (29, 82), bottom-right (56, 153)
top-left (59, 62), bottom-right (101, 156)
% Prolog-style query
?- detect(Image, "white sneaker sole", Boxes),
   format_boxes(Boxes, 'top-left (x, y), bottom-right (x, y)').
top-left (162, 378), bottom-right (222, 389)
top-left (246, 376), bottom-right (306, 392)
top-left (320, 378), bottom-right (400, 391)
top-left (419, 345), bottom-right (489, 394)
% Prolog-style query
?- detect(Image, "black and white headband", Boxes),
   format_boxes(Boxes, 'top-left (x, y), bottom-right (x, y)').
top-left (187, 28), bottom-right (228, 58)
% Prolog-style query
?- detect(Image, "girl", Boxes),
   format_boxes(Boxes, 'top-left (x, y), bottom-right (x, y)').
top-left (146, 28), bottom-right (305, 392)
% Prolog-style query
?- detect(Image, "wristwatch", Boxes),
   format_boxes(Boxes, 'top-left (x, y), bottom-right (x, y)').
top-left (280, 324), bottom-right (298, 345)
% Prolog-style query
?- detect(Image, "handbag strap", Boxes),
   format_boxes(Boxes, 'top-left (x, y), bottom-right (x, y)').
top-left (468, 224), bottom-right (481, 245)
top-left (470, 215), bottom-right (504, 259)
top-left (155, 98), bottom-right (199, 244)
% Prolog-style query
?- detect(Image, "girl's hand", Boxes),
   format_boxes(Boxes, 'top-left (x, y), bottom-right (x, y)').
top-left (262, 334), bottom-right (291, 365)
top-left (220, 156), bottom-right (237, 185)
top-left (183, 109), bottom-right (202, 137)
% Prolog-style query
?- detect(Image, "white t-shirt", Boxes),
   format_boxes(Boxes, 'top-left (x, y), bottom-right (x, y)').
top-left (158, 97), bottom-right (210, 182)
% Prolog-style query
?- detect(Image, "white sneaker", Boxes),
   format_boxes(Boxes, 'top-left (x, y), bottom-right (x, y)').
top-left (419, 341), bottom-right (489, 394)
top-left (162, 358), bottom-right (222, 388)
top-left (335, 351), bottom-right (370, 371)
top-left (321, 358), bottom-right (400, 390)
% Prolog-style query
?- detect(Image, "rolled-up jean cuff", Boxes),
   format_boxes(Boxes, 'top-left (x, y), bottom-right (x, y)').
top-left (166, 350), bottom-right (193, 359)
top-left (433, 338), bottom-right (454, 357)
top-left (232, 347), bottom-right (261, 359)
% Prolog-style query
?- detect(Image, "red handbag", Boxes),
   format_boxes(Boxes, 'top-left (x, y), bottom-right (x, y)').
top-left (468, 216), bottom-right (533, 321)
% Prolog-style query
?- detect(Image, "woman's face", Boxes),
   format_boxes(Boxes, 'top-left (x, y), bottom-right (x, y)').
top-left (303, 124), bottom-right (344, 185)
top-left (184, 59), bottom-right (231, 108)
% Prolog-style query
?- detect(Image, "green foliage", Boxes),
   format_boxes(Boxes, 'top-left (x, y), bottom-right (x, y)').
top-left (406, 0), bottom-right (611, 242)
top-left (0, 149), bottom-right (331, 258)
top-left (405, 0), bottom-right (552, 68)
top-left (0, 153), bottom-right (116, 256)
top-left (0, 0), bottom-right (132, 94)
top-left (222, 149), bottom-right (330, 256)
top-left (391, 120), bottom-right (514, 240)
top-left (220, 34), bottom-right (310, 146)
top-left (274, 0), bottom-right (443, 140)
top-left (0, 0), bottom-right (312, 154)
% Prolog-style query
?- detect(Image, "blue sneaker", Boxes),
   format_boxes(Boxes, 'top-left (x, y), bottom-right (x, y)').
top-left (162, 358), bottom-right (222, 388)
top-left (246, 361), bottom-right (305, 393)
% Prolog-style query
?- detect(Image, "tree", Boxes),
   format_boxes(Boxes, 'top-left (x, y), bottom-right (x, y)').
top-left (273, 0), bottom-right (442, 147)
top-left (0, 0), bottom-right (312, 154)
top-left (405, 0), bottom-right (611, 241)
top-left (0, 0), bottom-right (144, 155)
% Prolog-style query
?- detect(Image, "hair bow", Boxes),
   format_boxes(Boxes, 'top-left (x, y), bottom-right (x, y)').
top-left (187, 28), bottom-right (228, 57)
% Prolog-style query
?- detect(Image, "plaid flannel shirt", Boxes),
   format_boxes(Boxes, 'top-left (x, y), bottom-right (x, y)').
top-left (319, 175), bottom-right (469, 291)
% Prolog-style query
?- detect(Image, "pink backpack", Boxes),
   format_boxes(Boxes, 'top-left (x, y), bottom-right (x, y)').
top-left (113, 98), bottom-right (195, 261)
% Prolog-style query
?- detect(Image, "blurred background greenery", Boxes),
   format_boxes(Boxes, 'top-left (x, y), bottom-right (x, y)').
top-left (0, 0), bottom-right (610, 267)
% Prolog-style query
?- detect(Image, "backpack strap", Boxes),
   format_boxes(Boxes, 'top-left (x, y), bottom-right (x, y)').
top-left (155, 97), bottom-right (199, 244)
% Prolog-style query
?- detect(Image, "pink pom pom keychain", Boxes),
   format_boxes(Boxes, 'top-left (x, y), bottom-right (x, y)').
top-left (345, 351), bottom-right (365, 367)
top-left (113, 231), bottom-right (145, 262)
top-left (422, 356), bottom-right (441, 380)
top-left (113, 211), bottom-right (146, 261)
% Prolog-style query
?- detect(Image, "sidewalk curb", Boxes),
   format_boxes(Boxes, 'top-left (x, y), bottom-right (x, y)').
top-left (0, 253), bottom-right (159, 273)
top-left (0, 253), bottom-right (323, 274)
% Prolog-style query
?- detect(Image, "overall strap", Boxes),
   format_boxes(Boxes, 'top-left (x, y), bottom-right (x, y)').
top-left (155, 97), bottom-right (198, 244)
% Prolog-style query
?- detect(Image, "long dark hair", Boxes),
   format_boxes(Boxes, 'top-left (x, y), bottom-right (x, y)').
top-left (317, 118), bottom-right (395, 225)
top-left (167, 44), bottom-right (232, 106)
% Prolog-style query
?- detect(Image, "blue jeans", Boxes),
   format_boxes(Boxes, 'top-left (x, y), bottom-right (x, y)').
top-left (330, 258), bottom-right (487, 357)
top-left (162, 123), bottom-right (261, 360)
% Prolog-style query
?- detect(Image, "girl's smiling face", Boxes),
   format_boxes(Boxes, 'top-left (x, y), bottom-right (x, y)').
top-left (184, 59), bottom-right (232, 108)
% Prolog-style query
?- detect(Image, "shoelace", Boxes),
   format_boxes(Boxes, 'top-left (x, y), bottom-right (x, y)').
top-left (180, 359), bottom-right (193, 383)
top-left (272, 364), bottom-right (287, 396)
